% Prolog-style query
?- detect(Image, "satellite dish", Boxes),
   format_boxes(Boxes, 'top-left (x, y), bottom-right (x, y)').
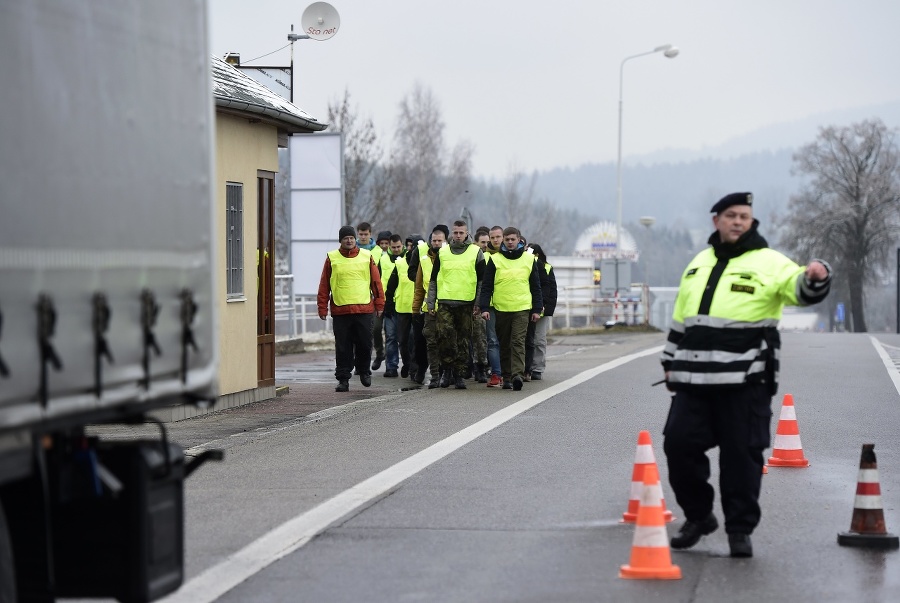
top-left (301, 2), bottom-right (340, 41)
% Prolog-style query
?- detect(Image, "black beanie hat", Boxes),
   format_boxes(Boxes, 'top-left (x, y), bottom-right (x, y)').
top-left (408, 233), bottom-right (423, 244)
top-left (376, 230), bottom-right (392, 243)
top-left (338, 225), bottom-right (356, 241)
top-left (432, 224), bottom-right (450, 240)
top-left (710, 192), bottom-right (753, 214)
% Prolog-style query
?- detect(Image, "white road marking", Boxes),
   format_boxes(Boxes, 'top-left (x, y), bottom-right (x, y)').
top-left (161, 345), bottom-right (664, 603)
top-left (869, 336), bottom-right (900, 398)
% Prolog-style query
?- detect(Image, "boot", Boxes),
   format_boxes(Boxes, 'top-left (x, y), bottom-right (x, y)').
top-left (670, 514), bottom-right (718, 550)
top-left (439, 369), bottom-right (452, 388)
top-left (454, 374), bottom-right (467, 389)
top-left (335, 380), bottom-right (349, 392)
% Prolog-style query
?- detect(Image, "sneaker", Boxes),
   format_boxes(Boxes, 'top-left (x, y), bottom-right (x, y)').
top-left (384, 368), bottom-right (399, 378)
top-left (454, 376), bottom-right (467, 389)
top-left (531, 372), bottom-right (542, 380)
top-left (359, 373), bottom-right (372, 387)
top-left (512, 376), bottom-right (523, 391)
top-left (487, 374), bottom-right (502, 388)
top-left (335, 380), bottom-right (349, 392)
top-left (670, 514), bottom-right (718, 550)
top-left (728, 533), bottom-right (753, 558)
top-left (400, 365), bottom-right (409, 378)
top-left (502, 380), bottom-right (513, 390)
top-left (371, 355), bottom-right (384, 371)
top-left (522, 372), bottom-right (531, 382)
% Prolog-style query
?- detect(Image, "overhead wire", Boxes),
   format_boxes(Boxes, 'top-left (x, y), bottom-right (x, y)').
top-left (241, 43), bottom-right (291, 65)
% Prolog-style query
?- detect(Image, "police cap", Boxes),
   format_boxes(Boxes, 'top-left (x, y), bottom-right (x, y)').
top-left (710, 192), bottom-right (753, 214)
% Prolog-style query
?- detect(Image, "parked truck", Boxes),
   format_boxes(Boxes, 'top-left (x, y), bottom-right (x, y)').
top-left (0, 1), bottom-right (221, 601)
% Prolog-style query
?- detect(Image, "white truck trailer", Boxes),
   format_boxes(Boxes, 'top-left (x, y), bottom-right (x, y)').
top-left (0, 1), bottom-right (221, 601)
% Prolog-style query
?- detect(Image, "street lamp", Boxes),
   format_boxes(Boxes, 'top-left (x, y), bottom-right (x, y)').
top-left (615, 45), bottom-right (678, 262)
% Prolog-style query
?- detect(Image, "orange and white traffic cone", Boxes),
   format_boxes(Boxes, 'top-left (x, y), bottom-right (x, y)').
top-left (837, 443), bottom-right (899, 549)
top-left (619, 464), bottom-right (682, 580)
top-left (622, 431), bottom-right (674, 523)
top-left (767, 393), bottom-right (810, 467)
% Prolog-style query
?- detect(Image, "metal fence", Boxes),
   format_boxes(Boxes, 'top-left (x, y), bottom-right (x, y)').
top-left (274, 275), bottom-right (662, 339)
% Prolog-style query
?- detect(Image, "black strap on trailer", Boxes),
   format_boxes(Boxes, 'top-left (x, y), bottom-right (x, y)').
top-left (0, 306), bottom-right (9, 378)
top-left (140, 289), bottom-right (162, 391)
top-left (37, 295), bottom-right (63, 407)
top-left (92, 293), bottom-right (114, 398)
top-left (179, 288), bottom-right (198, 384)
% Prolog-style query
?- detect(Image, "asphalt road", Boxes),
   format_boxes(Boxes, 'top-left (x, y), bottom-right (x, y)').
top-left (147, 331), bottom-right (900, 602)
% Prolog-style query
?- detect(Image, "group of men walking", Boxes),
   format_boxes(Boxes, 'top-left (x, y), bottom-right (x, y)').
top-left (317, 220), bottom-right (558, 393)
top-left (316, 191), bottom-right (835, 561)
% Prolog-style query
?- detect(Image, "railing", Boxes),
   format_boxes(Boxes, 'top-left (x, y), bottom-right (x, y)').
top-left (274, 275), bottom-right (659, 339)
top-left (552, 284), bottom-right (650, 329)
top-left (273, 275), bottom-right (332, 338)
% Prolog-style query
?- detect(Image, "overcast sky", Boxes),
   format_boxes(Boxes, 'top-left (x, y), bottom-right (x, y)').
top-left (209, 0), bottom-right (900, 180)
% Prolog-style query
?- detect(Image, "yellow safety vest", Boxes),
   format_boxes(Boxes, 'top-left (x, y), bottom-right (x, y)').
top-left (490, 252), bottom-right (533, 312)
top-left (437, 244), bottom-right (479, 302)
top-left (394, 255), bottom-right (415, 313)
top-left (327, 249), bottom-right (372, 306)
top-left (378, 251), bottom-right (396, 290)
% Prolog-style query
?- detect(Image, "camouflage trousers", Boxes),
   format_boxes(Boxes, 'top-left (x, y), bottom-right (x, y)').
top-left (472, 312), bottom-right (487, 366)
top-left (422, 312), bottom-right (441, 379)
top-left (436, 304), bottom-right (474, 374)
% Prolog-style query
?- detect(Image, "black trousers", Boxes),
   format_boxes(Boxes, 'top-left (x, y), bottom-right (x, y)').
top-left (396, 312), bottom-right (414, 371)
top-left (333, 312), bottom-right (374, 381)
top-left (411, 313), bottom-right (428, 376)
top-left (662, 384), bottom-right (772, 535)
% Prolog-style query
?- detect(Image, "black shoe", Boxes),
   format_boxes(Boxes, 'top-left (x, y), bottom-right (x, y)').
top-left (384, 368), bottom-right (398, 378)
top-left (439, 370), bottom-right (452, 388)
top-left (670, 514), bottom-right (718, 550)
top-left (335, 380), bottom-right (349, 392)
top-left (371, 355), bottom-right (384, 371)
top-left (360, 373), bottom-right (372, 387)
top-left (728, 533), bottom-right (753, 558)
top-left (428, 379), bottom-right (440, 389)
top-left (475, 364), bottom-right (488, 383)
top-left (454, 376), bottom-right (467, 389)
top-left (502, 380), bottom-right (513, 390)
top-left (531, 372), bottom-right (542, 380)
top-left (400, 365), bottom-right (409, 378)
top-left (413, 370), bottom-right (426, 385)
top-left (512, 376), bottom-right (523, 391)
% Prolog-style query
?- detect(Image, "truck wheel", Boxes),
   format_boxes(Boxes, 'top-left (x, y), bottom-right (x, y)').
top-left (0, 500), bottom-right (16, 603)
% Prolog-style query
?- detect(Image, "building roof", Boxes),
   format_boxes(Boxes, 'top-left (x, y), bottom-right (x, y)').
top-left (211, 55), bottom-right (328, 134)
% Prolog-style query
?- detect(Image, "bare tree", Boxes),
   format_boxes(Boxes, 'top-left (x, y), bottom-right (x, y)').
top-left (781, 119), bottom-right (900, 332)
top-left (387, 82), bottom-right (473, 237)
top-left (326, 89), bottom-right (384, 226)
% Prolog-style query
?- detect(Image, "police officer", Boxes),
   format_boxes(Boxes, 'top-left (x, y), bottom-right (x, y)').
top-left (661, 192), bottom-right (831, 558)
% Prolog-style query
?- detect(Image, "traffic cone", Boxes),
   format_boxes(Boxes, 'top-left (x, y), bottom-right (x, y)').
top-left (622, 431), bottom-right (674, 523)
top-left (619, 464), bottom-right (682, 580)
top-left (767, 394), bottom-right (810, 467)
top-left (837, 444), bottom-right (899, 549)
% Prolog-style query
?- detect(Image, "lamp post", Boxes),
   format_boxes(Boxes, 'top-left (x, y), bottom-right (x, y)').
top-left (639, 216), bottom-right (655, 325)
top-left (615, 44), bottom-right (679, 265)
